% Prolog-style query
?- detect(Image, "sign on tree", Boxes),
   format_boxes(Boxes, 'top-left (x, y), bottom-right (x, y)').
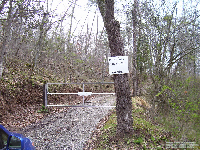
top-left (108, 56), bottom-right (129, 74)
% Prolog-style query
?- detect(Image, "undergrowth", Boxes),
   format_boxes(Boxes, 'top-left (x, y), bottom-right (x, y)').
top-left (84, 97), bottom-right (200, 149)
top-left (0, 58), bottom-right (113, 131)
top-left (0, 58), bottom-right (64, 129)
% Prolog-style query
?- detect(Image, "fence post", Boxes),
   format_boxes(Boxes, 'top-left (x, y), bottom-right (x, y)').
top-left (43, 83), bottom-right (48, 108)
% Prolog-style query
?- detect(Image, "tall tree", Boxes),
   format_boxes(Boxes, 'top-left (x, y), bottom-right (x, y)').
top-left (0, 0), bottom-right (13, 78)
top-left (97, 0), bottom-right (133, 137)
top-left (132, 0), bottom-right (139, 96)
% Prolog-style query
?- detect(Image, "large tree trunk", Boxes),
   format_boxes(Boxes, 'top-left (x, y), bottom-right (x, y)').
top-left (97, 0), bottom-right (134, 137)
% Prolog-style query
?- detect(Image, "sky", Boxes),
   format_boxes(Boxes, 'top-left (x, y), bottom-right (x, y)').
top-left (48, 0), bottom-right (103, 35)
top-left (38, 0), bottom-right (200, 37)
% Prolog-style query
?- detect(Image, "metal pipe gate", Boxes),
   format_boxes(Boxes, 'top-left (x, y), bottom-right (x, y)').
top-left (43, 82), bottom-right (116, 108)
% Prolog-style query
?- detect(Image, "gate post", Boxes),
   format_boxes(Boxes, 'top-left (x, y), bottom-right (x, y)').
top-left (43, 83), bottom-right (48, 108)
top-left (82, 83), bottom-right (84, 104)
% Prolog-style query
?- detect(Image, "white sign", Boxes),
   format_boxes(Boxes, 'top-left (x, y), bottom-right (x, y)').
top-left (108, 56), bottom-right (129, 74)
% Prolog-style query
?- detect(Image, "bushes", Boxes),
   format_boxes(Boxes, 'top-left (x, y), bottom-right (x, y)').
top-left (148, 75), bottom-right (200, 144)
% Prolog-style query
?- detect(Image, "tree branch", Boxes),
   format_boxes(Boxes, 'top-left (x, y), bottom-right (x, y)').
top-left (0, 0), bottom-right (8, 14)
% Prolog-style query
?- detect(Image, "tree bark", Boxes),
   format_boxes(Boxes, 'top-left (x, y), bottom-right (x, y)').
top-left (34, 12), bottom-right (48, 69)
top-left (132, 0), bottom-right (139, 97)
top-left (0, 0), bottom-right (8, 13)
top-left (97, 0), bottom-right (133, 137)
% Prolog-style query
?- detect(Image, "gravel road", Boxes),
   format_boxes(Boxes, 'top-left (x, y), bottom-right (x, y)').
top-left (22, 95), bottom-right (116, 150)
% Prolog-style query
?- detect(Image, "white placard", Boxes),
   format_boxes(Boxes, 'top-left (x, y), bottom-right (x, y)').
top-left (108, 56), bottom-right (129, 74)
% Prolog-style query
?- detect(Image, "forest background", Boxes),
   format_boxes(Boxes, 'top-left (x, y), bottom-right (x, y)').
top-left (0, 0), bottom-right (200, 146)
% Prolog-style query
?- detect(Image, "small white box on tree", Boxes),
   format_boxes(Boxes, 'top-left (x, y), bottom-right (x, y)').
top-left (108, 56), bottom-right (129, 74)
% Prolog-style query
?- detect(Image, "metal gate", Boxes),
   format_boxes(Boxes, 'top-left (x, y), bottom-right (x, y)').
top-left (43, 82), bottom-right (116, 108)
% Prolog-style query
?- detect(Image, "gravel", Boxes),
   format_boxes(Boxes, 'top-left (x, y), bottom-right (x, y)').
top-left (22, 95), bottom-right (116, 150)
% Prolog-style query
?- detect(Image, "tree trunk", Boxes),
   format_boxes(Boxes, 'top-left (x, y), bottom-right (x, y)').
top-left (0, 0), bottom-right (13, 78)
top-left (97, 0), bottom-right (133, 137)
top-left (67, 0), bottom-right (77, 53)
top-left (132, 0), bottom-right (139, 97)
top-left (34, 12), bottom-right (48, 69)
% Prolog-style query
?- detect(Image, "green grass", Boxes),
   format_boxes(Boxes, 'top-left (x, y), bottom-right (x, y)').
top-left (85, 96), bottom-right (200, 149)
top-left (155, 113), bottom-right (200, 147)
top-left (85, 97), bottom-right (173, 149)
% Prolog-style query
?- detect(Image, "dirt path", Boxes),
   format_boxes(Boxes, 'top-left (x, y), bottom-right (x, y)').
top-left (22, 95), bottom-right (116, 150)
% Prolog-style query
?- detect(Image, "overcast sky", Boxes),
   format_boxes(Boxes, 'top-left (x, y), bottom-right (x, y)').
top-left (47, 0), bottom-right (102, 36)
top-left (41, 0), bottom-right (199, 36)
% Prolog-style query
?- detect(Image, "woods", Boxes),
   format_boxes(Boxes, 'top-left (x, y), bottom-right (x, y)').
top-left (0, 0), bottom-right (200, 145)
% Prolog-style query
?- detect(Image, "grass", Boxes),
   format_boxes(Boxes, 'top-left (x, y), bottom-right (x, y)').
top-left (154, 112), bottom-right (200, 147)
top-left (84, 96), bottom-right (200, 149)
top-left (84, 97), bottom-right (174, 149)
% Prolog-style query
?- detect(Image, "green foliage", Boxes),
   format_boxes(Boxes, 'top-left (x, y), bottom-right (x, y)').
top-left (15, 0), bottom-right (24, 5)
top-left (133, 137), bottom-right (143, 145)
top-left (102, 113), bottom-right (117, 130)
top-left (76, 59), bottom-right (84, 63)
top-left (156, 85), bottom-right (174, 97)
top-left (153, 76), bottom-right (200, 145)
top-left (87, 101), bottom-right (171, 149)
top-left (163, 15), bottom-right (172, 21)
top-left (37, 105), bottom-right (49, 113)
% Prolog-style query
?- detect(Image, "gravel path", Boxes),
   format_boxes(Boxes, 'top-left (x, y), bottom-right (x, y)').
top-left (22, 95), bottom-right (116, 150)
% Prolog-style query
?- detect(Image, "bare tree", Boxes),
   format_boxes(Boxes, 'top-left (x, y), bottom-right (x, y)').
top-left (67, 0), bottom-right (77, 53)
top-left (34, 12), bottom-right (49, 69)
top-left (0, 0), bottom-right (13, 78)
top-left (132, 0), bottom-right (139, 97)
